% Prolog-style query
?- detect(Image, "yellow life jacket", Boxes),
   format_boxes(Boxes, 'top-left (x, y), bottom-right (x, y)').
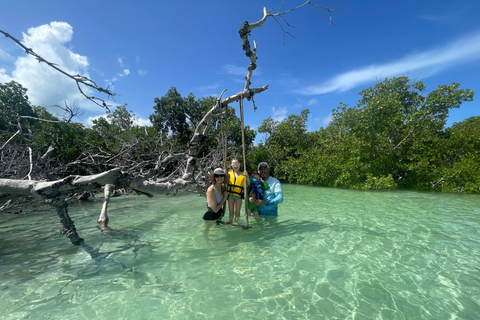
top-left (227, 170), bottom-right (245, 198)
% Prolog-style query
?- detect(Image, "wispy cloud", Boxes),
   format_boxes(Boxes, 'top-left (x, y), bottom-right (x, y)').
top-left (320, 113), bottom-right (333, 126)
top-left (418, 15), bottom-right (444, 22)
top-left (219, 64), bottom-right (246, 76)
top-left (0, 47), bottom-right (14, 62)
top-left (272, 106), bottom-right (288, 122)
top-left (197, 83), bottom-right (222, 97)
top-left (306, 98), bottom-right (318, 106)
top-left (198, 83), bottom-right (219, 91)
top-left (297, 30), bottom-right (480, 95)
top-left (308, 113), bottom-right (333, 132)
top-left (117, 56), bottom-right (125, 67)
top-left (291, 98), bottom-right (319, 109)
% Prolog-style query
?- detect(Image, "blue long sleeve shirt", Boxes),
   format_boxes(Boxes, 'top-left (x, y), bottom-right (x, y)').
top-left (258, 176), bottom-right (283, 216)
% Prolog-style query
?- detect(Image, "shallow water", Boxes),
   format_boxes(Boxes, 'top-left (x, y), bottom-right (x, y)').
top-left (1, 185), bottom-right (479, 319)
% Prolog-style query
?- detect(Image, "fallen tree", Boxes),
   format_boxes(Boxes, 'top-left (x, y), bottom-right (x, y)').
top-left (0, 2), bottom-right (335, 244)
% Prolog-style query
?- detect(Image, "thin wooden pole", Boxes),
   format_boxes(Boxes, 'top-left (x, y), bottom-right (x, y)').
top-left (239, 95), bottom-right (249, 227)
top-left (221, 102), bottom-right (228, 220)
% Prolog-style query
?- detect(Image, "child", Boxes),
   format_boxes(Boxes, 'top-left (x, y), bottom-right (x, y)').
top-left (247, 172), bottom-right (269, 219)
top-left (227, 158), bottom-right (249, 225)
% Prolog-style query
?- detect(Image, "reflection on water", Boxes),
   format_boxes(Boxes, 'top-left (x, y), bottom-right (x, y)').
top-left (1, 185), bottom-right (480, 319)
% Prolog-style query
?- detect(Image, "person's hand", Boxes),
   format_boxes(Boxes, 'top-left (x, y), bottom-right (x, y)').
top-left (249, 197), bottom-right (260, 206)
top-left (244, 171), bottom-right (249, 177)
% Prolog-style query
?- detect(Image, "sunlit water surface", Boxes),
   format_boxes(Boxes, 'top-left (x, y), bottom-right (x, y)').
top-left (1, 185), bottom-right (479, 319)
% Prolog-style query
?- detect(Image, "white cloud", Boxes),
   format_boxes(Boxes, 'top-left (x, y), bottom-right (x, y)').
top-left (320, 113), bottom-right (333, 126)
top-left (220, 64), bottom-right (246, 76)
top-left (306, 98), bottom-right (318, 106)
top-left (134, 117), bottom-right (152, 127)
top-left (6, 21), bottom-right (106, 115)
top-left (83, 114), bottom-right (107, 128)
top-left (272, 106), bottom-right (287, 122)
top-left (197, 83), bottom-right (225, 98)
top-left (117, 56), bottom-right (124, 67)
top-left (0, 68), bottom-right (13, 83)
top-left (0, 47), bottom-right (14, 62)
top-left (116, 69), bottom-right (130, 78)
top-left (138, 69), bottom-right (147, 76)
top-left (198, 83), bottom-right (219, 91)
top-left (83, 114), bottom-right (151, 128)
top-left (308, 113), bottom-right (332, 132)
top-left (298, 30), bottom-right (480, 95)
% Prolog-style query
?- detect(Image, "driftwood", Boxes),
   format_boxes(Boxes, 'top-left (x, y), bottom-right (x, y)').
top-left (0, 3), bottom-right (335, 245)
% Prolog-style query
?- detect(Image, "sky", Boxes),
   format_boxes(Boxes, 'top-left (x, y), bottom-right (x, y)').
top-left (1, 0), bottom-right (479, 144)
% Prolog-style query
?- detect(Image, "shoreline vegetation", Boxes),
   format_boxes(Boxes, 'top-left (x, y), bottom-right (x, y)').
top-left (247, 77), bottom-right (478, 194)
top-left (1, 77), bottom-right (478, 206)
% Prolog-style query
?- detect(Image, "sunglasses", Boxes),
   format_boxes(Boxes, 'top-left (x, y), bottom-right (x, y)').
top-left (231, 163), bottom-right (240, 167)
top-left (214, 174), bottom-right (224, 178)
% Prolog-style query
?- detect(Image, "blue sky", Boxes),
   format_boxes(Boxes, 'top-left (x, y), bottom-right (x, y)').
top-left (1, 0), bottom-right (479, 144)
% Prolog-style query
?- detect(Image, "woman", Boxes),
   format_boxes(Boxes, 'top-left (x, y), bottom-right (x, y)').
top-left (227, 158), bottom-right (249, 225)
top-left (203, 168), bottom-right (229, 230)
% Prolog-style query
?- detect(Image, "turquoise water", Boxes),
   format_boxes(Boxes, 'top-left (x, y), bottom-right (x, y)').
top-left (1, 184), bottom-right (479, 319)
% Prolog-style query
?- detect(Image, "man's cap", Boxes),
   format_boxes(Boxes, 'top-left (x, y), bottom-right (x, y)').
top-left (257, 162), bottom-right (269, 170)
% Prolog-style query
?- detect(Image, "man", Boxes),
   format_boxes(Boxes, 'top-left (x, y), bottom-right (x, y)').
top-left (249, 162), bottom-right (283, 216)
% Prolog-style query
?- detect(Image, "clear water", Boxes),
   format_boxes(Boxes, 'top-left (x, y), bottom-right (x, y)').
top-left (1, 184), bottom-right (479, 320)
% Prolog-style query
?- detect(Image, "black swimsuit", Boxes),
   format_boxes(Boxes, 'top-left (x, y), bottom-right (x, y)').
top-left (203, 185), bottom-right (224, 220)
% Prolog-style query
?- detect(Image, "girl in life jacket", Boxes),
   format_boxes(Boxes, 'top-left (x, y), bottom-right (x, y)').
top-left (227, 158), bottom-right (250, 225)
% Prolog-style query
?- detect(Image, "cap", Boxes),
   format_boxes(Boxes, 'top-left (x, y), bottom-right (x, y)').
top-left (257, 162), bottom-right (269, 170)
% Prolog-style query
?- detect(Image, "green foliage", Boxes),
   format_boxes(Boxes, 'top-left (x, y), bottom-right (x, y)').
top-left (107, 104), bottom-right (134, 130)
top-left (217, 106), bottom-right (256, 161)
top-left (0, 81), bottom-right (36, 137)
top-left (150, 87), bottom-right (217, 148)
top-left (362, 174), bottom-right (397, 190)
top-left (248, 77), bottom-right (477, 193)
top-left (150, 87), bottom-right (256, 158)
top-left (255, 109), bottom-right (312, 179)
top-left (433, 156), bottom-right (480, 193)
top-left (1, 78), bottom-right (476, 193)
top-left (83, 104), bottom-right (138, 154)
top-left (30, 112), bottom-right (86, 163)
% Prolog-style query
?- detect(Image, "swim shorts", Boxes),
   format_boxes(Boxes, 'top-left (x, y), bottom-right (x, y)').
top-left (247, 202), bottom-right (258, 212)
top-left (203, 207), bottom-right (223, 220)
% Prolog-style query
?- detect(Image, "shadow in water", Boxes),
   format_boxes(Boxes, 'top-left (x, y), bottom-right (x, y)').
top-left (199, 216), bottom-right (329, 254)
top-left (79, 225), bottom-right (148, 263)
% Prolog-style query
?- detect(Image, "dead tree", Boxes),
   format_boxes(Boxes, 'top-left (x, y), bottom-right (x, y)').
top-left (0, 2), bottom-right (335, 244)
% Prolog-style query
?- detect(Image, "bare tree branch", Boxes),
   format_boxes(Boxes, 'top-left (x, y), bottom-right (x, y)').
top-left (56, 102), bottom-right (84, 123)
top-left (0, 129), bottom-right (20, 151)
top-left (0, 29), bottom-right (116, 109)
